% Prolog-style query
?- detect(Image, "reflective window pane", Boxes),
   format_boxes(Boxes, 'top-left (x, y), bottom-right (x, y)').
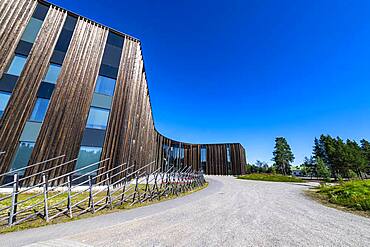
top-left (75, 146), bottom-right (102, 175)
top-left (226, 144), bottom-right (232, 175)
top-left (29, 98), bottom-right (49, 122)
top-left (86, 107), bottom-right (109, 130)
top-left (6, 54), bottom-right (27, 76)
top-left (10, 141), bottom-right (35, 175)
top-left (20, 17), bottom-right (43, 43)
top-left (0, 91), bottom-right (11, 118)
top-left (95, 75), bottom-right (116, 96)
top-left (43, 63), bottom-right (61, 84)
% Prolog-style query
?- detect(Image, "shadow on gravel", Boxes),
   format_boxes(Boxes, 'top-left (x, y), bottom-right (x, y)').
top-left (292, 183), bottom-right (317, 188)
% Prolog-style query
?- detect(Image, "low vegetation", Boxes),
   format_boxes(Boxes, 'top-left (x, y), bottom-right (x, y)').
top-left (313, 180), bottom-right (370, 214)
top-left (237, 173), bottom-right (304, 183)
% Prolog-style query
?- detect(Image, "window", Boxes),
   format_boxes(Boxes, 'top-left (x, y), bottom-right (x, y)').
top-left (10, 141), bottom-right (35, 175)
top-left (0, 91), bottom-right (11, 118)
top-left (6, 54), bottom-right (27, 76)
top-left (86, 107), bottom-right (109, 130)
top-left (75, 146), bottom-right (102, 175)
top-left (29, 98), bottom-right (49, 122)
top-left (226, 144), bottom-right (232, 175)
top-left (201, 147), bottom-right (207, 162)
top-left (201, 145), bottom-right (207, 173)
top-left (95, 75), bottom-right (116, 96)
top-left (20, 17), bottom-right (43, 43)
top-left (43, 63), bottom-right (61, 84)
top-left (226, 146), bottom-right (231, 163)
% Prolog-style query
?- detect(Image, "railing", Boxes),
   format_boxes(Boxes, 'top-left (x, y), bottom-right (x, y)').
top-left (0, 156), bottom-right (206, 227)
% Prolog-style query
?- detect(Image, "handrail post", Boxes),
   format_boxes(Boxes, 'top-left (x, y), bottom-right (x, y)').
top-left (67, 175), bottom-right (72, 218)
top-left (151, 172), bottom-right (159, 200)
top-left (9, 173), bottom-right (19, 226)
top-left (88, 175), bottom-right (95, 213)
top-left (132, 171), bottom-right (140, 203)
top-left (142, 172), bottom-right (150, 202)
top-left (106, 173), bottom-right (113, 210)
top-left (120, 176), bottom-right (127, 205)
top-left (42, 173), bottom-right (49, 222)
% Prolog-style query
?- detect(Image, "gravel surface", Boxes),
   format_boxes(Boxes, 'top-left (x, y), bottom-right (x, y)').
top-left (1, 176), bottom-right (369, 247)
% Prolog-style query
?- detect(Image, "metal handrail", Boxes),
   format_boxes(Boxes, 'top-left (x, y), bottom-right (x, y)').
top-left (47, 158), bottom-right (109, 183)
top-left (0, 155), bottom-right (65, 178)
top-left (91, 163), bottom-right (127, 181)
top-left (18, 158), bottom-right (78, 184)
top-left (0, 154), bottom-right (204, 227)
top-left (47, 166), bottom-right (105, 199)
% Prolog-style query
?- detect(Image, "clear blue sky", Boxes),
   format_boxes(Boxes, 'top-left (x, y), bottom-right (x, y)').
top-left (49, 0), bottom-right (370, 165)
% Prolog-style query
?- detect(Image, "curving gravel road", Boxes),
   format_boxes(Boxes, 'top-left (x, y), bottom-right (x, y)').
top-left (0, 176), bottom-right (369, 247)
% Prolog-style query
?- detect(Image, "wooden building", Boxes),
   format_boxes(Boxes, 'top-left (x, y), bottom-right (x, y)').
top-left (0, 0), bottom-right (246, 183)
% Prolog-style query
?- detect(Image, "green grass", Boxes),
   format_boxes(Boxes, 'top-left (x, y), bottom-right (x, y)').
top-left (237, 173), bottom-right (305, 182)
top-left (0, 183), bottom-right (208, 234)
top-left (316, 179), bottom-right (370, 212)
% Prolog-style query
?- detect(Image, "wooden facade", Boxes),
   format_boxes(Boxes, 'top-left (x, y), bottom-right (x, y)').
top-left (0, 0), bottom-right (246, 182)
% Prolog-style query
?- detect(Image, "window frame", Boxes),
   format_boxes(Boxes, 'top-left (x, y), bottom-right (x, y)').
top-left (85, 106), bottom-right (110, 130)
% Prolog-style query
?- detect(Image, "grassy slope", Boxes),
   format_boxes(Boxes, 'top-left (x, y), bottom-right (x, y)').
top-left (315, 180), bottom-right (370, 212)
top-left (237, 173), bottom-right (304, 183)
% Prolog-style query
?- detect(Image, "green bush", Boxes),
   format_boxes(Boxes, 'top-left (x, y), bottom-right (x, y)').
top-left (318, 180), bottom-right (370, 211)
top-left (237, 173), bottom-right (304, 182)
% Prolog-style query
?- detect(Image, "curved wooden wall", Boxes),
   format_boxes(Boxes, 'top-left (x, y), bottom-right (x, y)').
top-left (0, 0), bottom-right (246, 180)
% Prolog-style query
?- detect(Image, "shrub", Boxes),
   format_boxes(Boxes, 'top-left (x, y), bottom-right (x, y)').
top-left (318, 179), bottom-right (370, 211)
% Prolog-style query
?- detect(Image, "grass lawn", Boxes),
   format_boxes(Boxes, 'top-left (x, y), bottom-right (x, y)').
top-left (309, 179), bottom-right (370, 216)
top-left (0, 183), bottom-right (208, 234)
top-left (237, 173), bottom-right (305, 182)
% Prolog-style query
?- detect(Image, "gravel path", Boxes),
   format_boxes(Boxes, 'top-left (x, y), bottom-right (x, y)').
top-left (1, 176), bottom-right (369, 247)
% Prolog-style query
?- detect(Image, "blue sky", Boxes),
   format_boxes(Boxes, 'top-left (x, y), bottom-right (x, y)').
top-left (49, 0), bottom-right (370, 165)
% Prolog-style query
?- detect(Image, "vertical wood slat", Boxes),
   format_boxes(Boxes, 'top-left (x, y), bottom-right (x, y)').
top-left (0, 0), bottom-right (37, 78)
top-left (0, 6), bottom-right (67, 176)
top-left (25, 18), bottom-right (108, 180)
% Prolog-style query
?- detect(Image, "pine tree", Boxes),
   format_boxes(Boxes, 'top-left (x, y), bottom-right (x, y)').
top-left (272, 137), bottom-right (295, 175)
top-left (316, 157), bottom-right (331, 181)
top-left (360, 139), bottom-right (370, 175)
top-left (301, 156), bottom-right (316, 178)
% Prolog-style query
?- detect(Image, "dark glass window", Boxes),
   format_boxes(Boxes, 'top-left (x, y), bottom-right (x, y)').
top-left (10, 141), bottom-right (35, 175)
top-left (95, 75), bottom-right (116, 96)
top-left (29, 98), bottom-right (49, 122)
top-left (107, 32), bottom-right (124, 48)
top-left (0, 91), bottom-right (11, 118)
top-left (6, 54), bottom-right (27, 76)
top-left (86, 107), bottom-right (110, 130)
top-left (43, 63), bottom-right (61, 84)
top-left (20, 17), bottom-right (43, 43)
top-left (75, 146), bottom-right (102, 175)
top-left (54, 29), bottom-right (74, 52)
top-left (101, 44), bottom-right (122, 68)
top-left (32, 3), bottom-right (49, 21)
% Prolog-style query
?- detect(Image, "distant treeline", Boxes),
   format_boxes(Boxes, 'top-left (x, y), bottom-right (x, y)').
top-left (302, 135), bottom-right (370, 179)
top-left (246, 135), bottom-right (370, 179)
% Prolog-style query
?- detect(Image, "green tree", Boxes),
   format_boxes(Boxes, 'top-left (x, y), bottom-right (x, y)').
top-left (316, 157), bottom-right (331, 182)
top-left (360, 139), bottom-right (370, 175)
top-left (301, 156), bottom-right (316, 178)
top-left (345, 139), bottom-right (367, 179)
top-left (272, 137), bottom-right (295, 175)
